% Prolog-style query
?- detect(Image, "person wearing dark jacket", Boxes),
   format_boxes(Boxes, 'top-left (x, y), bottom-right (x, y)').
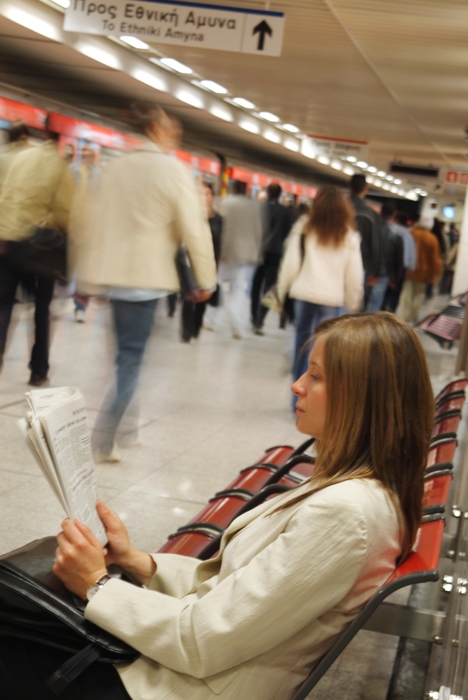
top-left (379, 202), bottom-right (404, 312)
top-left (181, 182), bottom-right (222, 342)
top-left (251, 182), bottom-right (294, 334)
top-left (348, 174), bottom-right (381, 309)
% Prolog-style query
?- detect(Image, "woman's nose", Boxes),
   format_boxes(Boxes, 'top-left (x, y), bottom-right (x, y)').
top-left (291, 377), bottom-right (306, 396)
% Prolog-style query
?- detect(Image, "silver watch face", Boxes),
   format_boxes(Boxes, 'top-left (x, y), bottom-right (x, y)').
top-left (86, 575), bottom-right (111, 601)
top-left (86, 583), bottom-right (100, 601)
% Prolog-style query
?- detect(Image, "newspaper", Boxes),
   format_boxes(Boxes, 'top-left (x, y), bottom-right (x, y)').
top-left (17, 387), bottom-right (107, 546)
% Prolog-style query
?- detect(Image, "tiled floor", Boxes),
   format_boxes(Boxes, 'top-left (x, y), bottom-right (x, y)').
top-left (0, 293), bottom-right (460, 698)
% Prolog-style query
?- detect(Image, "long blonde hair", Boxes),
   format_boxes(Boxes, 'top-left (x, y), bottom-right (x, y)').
top-left (276, 313), bottom-right (434, 560)
top-left (304, 185), bottom-right (354, 247)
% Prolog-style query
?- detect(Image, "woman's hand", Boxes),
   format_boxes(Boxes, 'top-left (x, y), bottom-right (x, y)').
top-left (53, 518), bottom-right (108, 599)
top-left (97, 500), bottom-right (132, 568)
top-left (98, 500), bottom-right (156, 587)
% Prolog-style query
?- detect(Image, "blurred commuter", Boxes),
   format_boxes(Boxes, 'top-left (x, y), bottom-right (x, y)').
top-left (448, 222), bottom-right (459, 249)
top-left (277, 186), bottom-right (363, 402)
top-left (396, 217), bottom-right (442, 323)
top-left (377, 202), bottom-right (404, 312)
top-left (425, 218), bottom-right (446, 299)
top-left (251, 182), bottom-right (294, 334)
top-left (0, 119), bottom-right (75, 384)
top-left (383, 209), bottom-right (417, 312)
top-left (440, 242), bottom-right (458, 296)
top-left (220, 180), bottom-right (262, 339)
top-left (348, 174), bottom-right (381, 308)
top-left (69, 144), bottom-right (101, 323)
top-left (75, 102), bottom-right (216, 462)
top-left (0, 121), bottom-right (30, 192)
top-left (181, 182), bottom-right (223, 342)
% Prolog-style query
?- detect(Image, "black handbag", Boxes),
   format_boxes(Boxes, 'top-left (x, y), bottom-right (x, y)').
top-left (175, 245), bottom-right (199, 299)
top-left (0, 537), bottom-right (140, 695)
top-left (7, 226), bottom-right (67, 281)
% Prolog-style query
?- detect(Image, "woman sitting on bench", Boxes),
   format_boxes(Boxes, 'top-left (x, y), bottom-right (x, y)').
top-left (0, 312), bottom-right (434, 700)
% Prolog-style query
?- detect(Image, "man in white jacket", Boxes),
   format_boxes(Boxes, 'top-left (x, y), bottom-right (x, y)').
top-left (74, 104), bottom-right (216, 462)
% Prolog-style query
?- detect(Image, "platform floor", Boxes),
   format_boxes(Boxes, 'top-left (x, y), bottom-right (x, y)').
top-left (0, 293), bottom-right (459, 699)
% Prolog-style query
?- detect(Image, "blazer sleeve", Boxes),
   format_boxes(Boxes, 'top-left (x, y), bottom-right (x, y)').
top-left (276, 221), bottom-right (304, 303)
top-left (171, 163), bottom-right (217, 290)
top-left (85, 498), bottom-right (369, 679)
top-left (343, 233), bottom-right (364, 311)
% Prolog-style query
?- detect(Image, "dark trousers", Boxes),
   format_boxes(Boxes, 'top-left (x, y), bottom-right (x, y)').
top-left (250, 252), bottom-right (282, 329)
top-left (382, 276), bottom-right (404, 313)
top-left (181, 299), bottom-right (207, 341)
top-left (0, 636), bottom-right (131, 700)
top-left (0, 255), bottom-right (55, 375)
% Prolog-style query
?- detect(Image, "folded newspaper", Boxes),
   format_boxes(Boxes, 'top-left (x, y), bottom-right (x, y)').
top-left (17, 386), bottom-right (107, 546)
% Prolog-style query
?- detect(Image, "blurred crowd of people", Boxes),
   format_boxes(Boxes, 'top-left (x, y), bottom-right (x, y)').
top-left (0, 102), bottom-right (462, 458)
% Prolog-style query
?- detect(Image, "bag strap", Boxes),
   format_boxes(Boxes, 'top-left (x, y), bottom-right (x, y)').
top-left (46, 643), bottom-right (101, 696)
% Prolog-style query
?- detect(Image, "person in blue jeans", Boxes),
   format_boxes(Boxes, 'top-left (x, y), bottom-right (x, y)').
top-left (276, 186), bottom-right (364, 409)
top-left (73, 103), bottom-right (216, 462)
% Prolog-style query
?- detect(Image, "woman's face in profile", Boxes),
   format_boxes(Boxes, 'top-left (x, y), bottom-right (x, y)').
top-left (292, 336), bottom-right (328, 439)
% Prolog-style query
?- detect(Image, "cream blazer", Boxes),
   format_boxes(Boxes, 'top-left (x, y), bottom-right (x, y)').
top-left (277, 220), bottom-right (364, 311)
top-left (0, 142), bottom-right (75, 241)
top-left (86, 479), bottom-right (400, 700)
top-left (72, 139), bottom-right (216, 292)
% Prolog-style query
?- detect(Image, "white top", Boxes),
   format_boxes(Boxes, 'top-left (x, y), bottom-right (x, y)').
top-left (277, 220), bottom-right (364, 310)
top-left (86, 478), bottom-right (400, 700)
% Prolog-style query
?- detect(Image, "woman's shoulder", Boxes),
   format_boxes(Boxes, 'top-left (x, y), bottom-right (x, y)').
top-left (299, 479), bottom-right (396, 525)
top-left (344, 229), bottom-right (362, 249)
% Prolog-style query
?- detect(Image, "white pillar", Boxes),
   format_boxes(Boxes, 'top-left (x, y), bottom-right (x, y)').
top-left (452, 186), bottom-right (468, 297)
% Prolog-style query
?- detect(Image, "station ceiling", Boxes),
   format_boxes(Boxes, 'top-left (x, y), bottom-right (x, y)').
top-left (0, 0), bottom-right (467, 196)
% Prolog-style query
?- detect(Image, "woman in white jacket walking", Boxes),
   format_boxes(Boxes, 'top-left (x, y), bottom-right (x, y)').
top-left (277, 186), bottom-right (363, 392)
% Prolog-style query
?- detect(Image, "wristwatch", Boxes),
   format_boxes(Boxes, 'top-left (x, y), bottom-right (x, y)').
top-left (86, 574), bottom-right (112, 602)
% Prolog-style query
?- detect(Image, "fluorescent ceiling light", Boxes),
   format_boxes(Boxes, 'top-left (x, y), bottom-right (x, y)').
top-left (200, 79), bottom-right (227, 94)
top-left (284, 138), bottom-right (299, 152)
top-left (120, 36), bottom-right (149, 49)
top-left (377, 170), bottom-right (386, 177)
top-left (240, 119), bottom-right (259, 134)
top-left (390, 185), bottom-right (398, 193)
top-left (210, 106), bottom-right (233, 122)
top-left (133, 69), bottom-right (166, 91)
top-left (386, 175), bottom-right (394, 181)
top-left (177, 90), bottom-right (203, 109)
top-left (343, 166), bottom-right (355, 176)
top-left (331, 159), bottom-right (342, 171)
top-left (5, 7), bottom-right (59, 39)
top-left (394, 178), bottom-right (402, 185)
top-left (374, 178), bottom-right (382, 187)
top-left (367, 166), bottom-right (377, 173)
top-left (398, 189), bottom-right (405, 197)
top-left (347, 156), bottom-right (357, 163)
top-left (264, 129), bottom-right (280, 144)
top-left (51, 0), bottom-right (70, 7)
top-left (318, 155), bottom-right (330, 165)
top-left (159, 57), bottom-right (192, 73)
top-left (232, 97), bottom-right (255, 109)
top-left (282, 124), bottom-right (299, 133)
top-left (300, 140), bottom-right (316, 159)
top-left (367, 175), bottom-right (375, 184)
top-left (383, 183), bottom-right (391, 191)
top-left (258, 111), bottom-right (280, 123)
top-left (79, 44), bottom-right (120, 69)
top-left (356, 160), bottom-right (368, 168)
top-left (420, 190), bottom-right (428, 196)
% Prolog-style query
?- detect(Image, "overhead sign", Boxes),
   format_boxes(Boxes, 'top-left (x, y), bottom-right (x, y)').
top-left (301, 134), bottom-right (369, 161)
top-left (445, 170), bottom-right (468, 186)
top-left (64, 0), bottom-right (285, 56)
